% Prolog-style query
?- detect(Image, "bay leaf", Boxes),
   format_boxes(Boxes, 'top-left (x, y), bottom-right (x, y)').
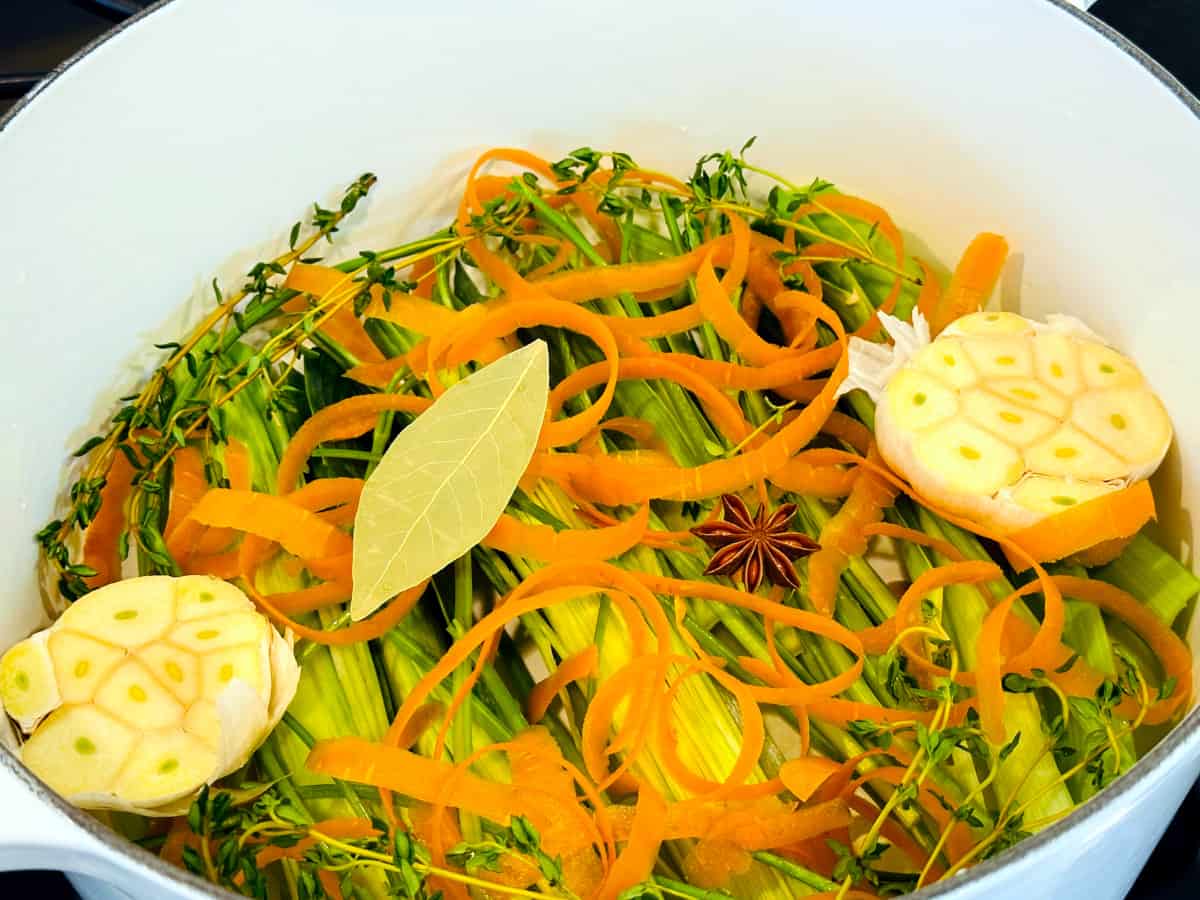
top-left (351, 340), bottom-right (549, 619)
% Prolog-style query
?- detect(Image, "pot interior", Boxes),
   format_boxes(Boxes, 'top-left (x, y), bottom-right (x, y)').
top-left (0, 0), bottom-right (1196, 794)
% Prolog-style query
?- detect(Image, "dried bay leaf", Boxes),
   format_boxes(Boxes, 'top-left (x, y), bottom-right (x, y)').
top-left (351, 341), bottom-right (549, 619)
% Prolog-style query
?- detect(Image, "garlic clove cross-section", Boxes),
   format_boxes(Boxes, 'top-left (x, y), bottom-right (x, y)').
top-left (0, 575), bottom-right (299, 815)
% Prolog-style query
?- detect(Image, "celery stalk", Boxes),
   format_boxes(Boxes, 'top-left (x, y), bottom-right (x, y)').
top-left (1095, 533), bottom-right (1200, 628)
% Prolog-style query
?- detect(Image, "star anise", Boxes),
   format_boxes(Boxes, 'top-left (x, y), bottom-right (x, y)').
top-left (690, 494), bottom-right (819, 592)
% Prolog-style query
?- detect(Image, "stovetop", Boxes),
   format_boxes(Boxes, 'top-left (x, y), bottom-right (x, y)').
top-left (1, 1), bottom-right (1197, 898)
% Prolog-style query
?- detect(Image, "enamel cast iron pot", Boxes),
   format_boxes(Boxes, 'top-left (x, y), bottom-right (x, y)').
top-left (0, 1), bottom-right (1197, 898)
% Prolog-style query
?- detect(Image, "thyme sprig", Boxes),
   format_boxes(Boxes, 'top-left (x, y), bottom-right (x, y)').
top-left (186, 786), bottom-right (577, 900)
top-left (37, 174), bottom-right (377, 598)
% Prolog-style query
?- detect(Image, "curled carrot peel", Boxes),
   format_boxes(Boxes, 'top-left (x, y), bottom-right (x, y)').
top-left (808, 446), bottom-right (896, 615)
top-left (317, 870), bottom-right (343, 900)
top-left (638, 574), bottom-right (865, 707)
top-left (915, 258), bottom-right (943, 325)
top-left (223, 482), bottom-right (425, 644)
top-left (962, 575), bottom-right (1120, 740)
top-left (309, 738), bottom-right (548, 833)
top-left (83, 450), bottom-right (135, 588)
top-left (929, 232), bottom-right (1009, 335)
top-left (482, 508), bottom-right (657, 564)
top-left (508, 727), bottom-right (580, 811)
top-left (390, 563), bottom-right (674, 799)
top-left (394, 701), bottom-right (445, 751)
top-left (778, 756), bottom-right (841, 802)
top-left (857, 560), bottom-right (1003, 655)
top-left (244, 553), bottom-right (425, 647)
top-left (1051, 575), bottom-right (1193, 723)
top-left (527, 645), bottom-right (600, 723)
top-left (737, 656), bottom-right (962, 730)
top-left (301, 551), bottom-right (353, 583)
top-left (222, 437), bottom-right (253, 491)
top-left (697, 255), bottom-right (798, 367)
top-left (797, 446), bottom-right (1069, 696)
top-left (976, 592), bottom-right (1019, 745)
top-left (262, 581), bottom-right (351, 616)
top-left (578, 417), bottom-right (666, 456)
top-left (682, 840), bottom-right (753, 890)
top-left (165, 447), bottom-right (207, 538)
top-left (573, 504), bottom-right (694, 552)
top-left (434, 299), bottom-right (620, 449)
top-left (844, 794), bottom-right (942, 878)
top-left (861, 521), bottom-right (964, 562)
top-left (426, 738), bottom-right (613, 887)
top-left (385, 565), bottom-right (672, 755)
top-left (514, 233), bottom-right (573, 279)
top-left (431, 632), bottom-right (501, 761)
top-left (549, 357), bottom-right (753, 445)
top-left (580, 656), bottom-right (663, 794)
top-left (697, 797), bottom-right (853, 851)
top-left (820, 412), bottom-right (874, 456)
top-left (598, 796), bottom-right (853, 851)
top-left (187, 550), bottom-right (241, 580)
top-left (283, 263), bottom-right (385, 365)
top-left (166, 440), bottom-right (254, 567)
top-left (740, 286), bottom-right (764, 331)
top-left (598, 304), bottom-right (704, 340)
top-left (599, 785), bottom-right (667, 900)
top-left (182, 488), bottom-right (351, 561)
top-left (1004, 480), bottom-right (1156, 566)
top-left (527, 336), bottom-right (849, 505)
top-left (276, 393), bottom-right (431, 493)
top-left (363, 288), bottom-right (460, 333)
top-left (536, 224), bottom-right (772, 308)
top-left (654, 656), bottom-right (769, 799)
top-left (789, 194), bottom-right (906, 339)
top-left (624, 345), bottom-right (841, 393)
top-left (287, 476), bottom-right (364, 512)
top-left (312, 734), bottom-right (612, 880)
top-left (536, 247), bottom-right (707, 304)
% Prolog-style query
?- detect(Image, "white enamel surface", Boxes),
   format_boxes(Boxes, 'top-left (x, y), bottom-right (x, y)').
top-left (0, 1), bottom-right (1197, 898)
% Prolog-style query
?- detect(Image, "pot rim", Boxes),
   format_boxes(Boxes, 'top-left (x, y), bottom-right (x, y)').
top-left (1, 1), bottom-right (1197, 897)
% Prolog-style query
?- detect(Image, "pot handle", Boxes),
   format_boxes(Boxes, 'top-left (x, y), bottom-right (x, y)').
top-left (0, 755), bottom-right (112, 875)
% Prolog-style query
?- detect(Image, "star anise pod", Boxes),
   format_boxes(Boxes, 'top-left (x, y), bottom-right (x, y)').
top-left (690, 494), bottom-right (819, 592)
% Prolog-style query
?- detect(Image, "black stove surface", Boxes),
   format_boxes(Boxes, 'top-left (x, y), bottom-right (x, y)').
top-left (1, 1), bottom-right (1197, 898)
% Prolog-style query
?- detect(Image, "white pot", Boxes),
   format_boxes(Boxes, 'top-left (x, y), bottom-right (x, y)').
top-left (0, 0), bottom-right (1197, 898)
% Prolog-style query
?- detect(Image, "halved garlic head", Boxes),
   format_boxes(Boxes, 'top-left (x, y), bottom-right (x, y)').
top-left (845, 311), bottom-right (1172, 533)
top-left (0, 575), bottom-right (299, 815)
